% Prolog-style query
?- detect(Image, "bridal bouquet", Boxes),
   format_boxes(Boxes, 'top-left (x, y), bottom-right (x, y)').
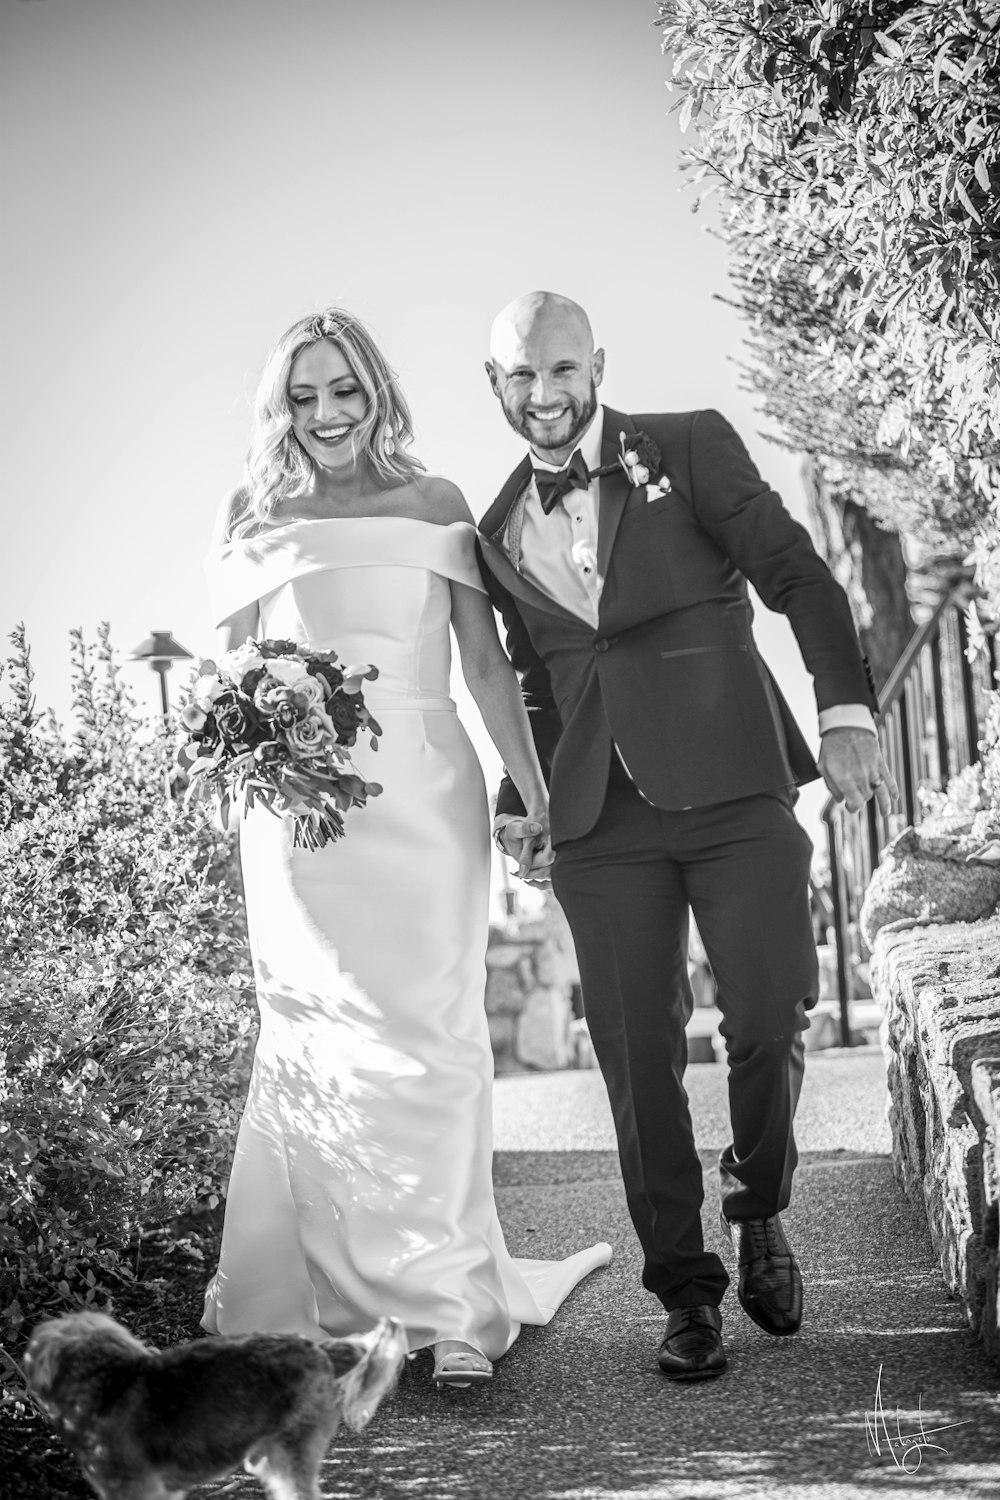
top-left (177, 638), bottom-right (383, 850)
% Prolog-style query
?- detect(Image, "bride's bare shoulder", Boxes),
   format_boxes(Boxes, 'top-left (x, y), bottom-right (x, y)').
top-left (211, 485), bottom-right (253, 547)
top-left (396, 475), bottom-right (474, 527)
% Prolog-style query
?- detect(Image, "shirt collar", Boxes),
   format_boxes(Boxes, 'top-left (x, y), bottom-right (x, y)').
top-left (530, 406), bottom-right (605, 476)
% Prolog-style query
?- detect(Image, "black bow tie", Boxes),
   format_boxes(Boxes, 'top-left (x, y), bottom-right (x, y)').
top-left (533, 449), bottom-right (594, 514)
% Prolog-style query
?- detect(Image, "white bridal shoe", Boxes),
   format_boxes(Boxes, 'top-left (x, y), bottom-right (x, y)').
top-left (431, 1340), bottom-right (493, 1388)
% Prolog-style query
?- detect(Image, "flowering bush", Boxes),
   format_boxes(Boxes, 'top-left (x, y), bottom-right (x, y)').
top-left (0, 624), bottom-right (255, 1345)
top-left (179, 638), bottom-right (383, 850)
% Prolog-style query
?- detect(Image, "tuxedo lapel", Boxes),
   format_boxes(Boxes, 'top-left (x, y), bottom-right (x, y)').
top-left (479, 456), bottom-right (532, 545)
top-left (477, 458), bottom-right (583, 626)
top-left (596, 408), bottom-right (638, 588)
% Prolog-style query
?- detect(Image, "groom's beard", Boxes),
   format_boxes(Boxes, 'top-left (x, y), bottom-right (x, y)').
top-left (500, 382), bottom-right (599, 453)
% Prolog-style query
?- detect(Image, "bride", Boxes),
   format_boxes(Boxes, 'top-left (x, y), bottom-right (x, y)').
top-left (201, 307), bottom-right (611, 1387)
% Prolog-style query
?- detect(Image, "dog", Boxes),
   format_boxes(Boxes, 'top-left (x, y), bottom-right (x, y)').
top-left (24, 1310), bottom-right (407, 1500)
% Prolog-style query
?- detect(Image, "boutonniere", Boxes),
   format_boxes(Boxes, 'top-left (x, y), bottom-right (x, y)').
top-left (618, 431), bottom-right (672, 501)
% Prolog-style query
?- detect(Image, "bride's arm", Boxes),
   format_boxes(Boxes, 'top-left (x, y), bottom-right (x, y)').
top-left (450, 581), bottom-right (548, 817)
top-left (211, 486), bottom-right (260, 655)
top-left (415, 474), bottom-right (551, 879)
top-left (450, 578), bottom-right (551, 876)
top-left (216, 605), bottom-right (260, 658)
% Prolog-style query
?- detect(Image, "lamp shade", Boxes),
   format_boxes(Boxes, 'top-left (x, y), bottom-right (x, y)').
top-left (129, 631), bottom-right (194, 668)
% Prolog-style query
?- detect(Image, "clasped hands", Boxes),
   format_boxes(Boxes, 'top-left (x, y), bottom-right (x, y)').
top-left (819, 726), bottom-right (899, 815)
top-left (494, 812), bottom-right (554, 888)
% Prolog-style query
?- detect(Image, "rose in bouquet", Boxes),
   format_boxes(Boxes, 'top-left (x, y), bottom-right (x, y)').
top-left (177, 638), bottom-right (383, 849)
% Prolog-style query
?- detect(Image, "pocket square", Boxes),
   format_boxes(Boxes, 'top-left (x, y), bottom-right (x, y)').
top-left (645, 480), bottom-right (672, 502)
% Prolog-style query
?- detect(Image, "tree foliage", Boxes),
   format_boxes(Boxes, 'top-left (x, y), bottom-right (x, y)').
top-left (0, 626), bottom-right (253, 1342)
top-left (657, 1), bottom-right (1000, 588)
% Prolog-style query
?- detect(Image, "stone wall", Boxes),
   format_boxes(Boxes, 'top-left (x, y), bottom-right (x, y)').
top-left (871, 917), bottom-right (1000, 1362)
top-left (485, 894), bottom-right (595, 1073)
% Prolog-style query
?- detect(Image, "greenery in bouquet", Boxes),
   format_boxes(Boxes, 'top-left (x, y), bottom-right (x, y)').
top-left (178, 639), bottom-right (383, 851)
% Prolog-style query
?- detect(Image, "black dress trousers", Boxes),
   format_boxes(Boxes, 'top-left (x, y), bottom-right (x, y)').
top-left (551, 754), bottom-right (816, 1311)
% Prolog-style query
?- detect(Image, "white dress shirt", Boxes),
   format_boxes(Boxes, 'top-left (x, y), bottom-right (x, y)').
top-left (513, 406), bottom-right (875, 741)
top-left (518, 408), bottom-right (606, 630)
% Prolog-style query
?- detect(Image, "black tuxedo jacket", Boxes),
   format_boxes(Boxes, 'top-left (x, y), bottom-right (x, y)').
top-left (476, 406), bottom-right (876, 845)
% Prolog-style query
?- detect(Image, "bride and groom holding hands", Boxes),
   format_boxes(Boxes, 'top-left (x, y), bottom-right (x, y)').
top-left (203, 291), bottom-right (897, 1388)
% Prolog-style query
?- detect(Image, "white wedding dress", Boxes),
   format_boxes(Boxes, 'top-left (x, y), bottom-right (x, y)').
top-left (201, 517), bottom-right (611, 1358)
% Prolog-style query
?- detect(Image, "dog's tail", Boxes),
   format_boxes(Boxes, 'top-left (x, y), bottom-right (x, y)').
top-left (320, 1316), bottom-right (407, 1433)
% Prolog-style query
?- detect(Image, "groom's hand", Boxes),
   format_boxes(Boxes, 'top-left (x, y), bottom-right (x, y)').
top-left (820, 726), bottom-right (899, 816)
top-left (494, 814), bottom-right (554, 884)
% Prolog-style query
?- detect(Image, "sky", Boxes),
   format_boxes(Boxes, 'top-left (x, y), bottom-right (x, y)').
top-left (1, 0), bottom-right (833, 852)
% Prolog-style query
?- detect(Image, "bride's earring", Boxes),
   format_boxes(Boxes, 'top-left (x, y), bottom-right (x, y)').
top-left (383, 429), bottom-right (396, 457)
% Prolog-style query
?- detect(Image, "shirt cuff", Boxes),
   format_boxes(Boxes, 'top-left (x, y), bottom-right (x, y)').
top-left (818, 705), bottom-right (878, 736)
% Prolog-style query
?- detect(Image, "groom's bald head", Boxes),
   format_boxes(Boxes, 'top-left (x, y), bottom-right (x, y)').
top-left (486, 291), bottom-right (604, 460)
top-left (488, 291), bottom-right (596, 368)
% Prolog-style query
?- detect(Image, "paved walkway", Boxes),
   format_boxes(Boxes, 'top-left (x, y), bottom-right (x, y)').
top-left (218, 1049), bottom-right (1000, 1499)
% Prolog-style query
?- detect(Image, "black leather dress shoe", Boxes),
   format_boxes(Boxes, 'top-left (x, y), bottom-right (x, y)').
top-left (657, 1304), bottom-right (726, 1381)
top-left (721, 1212), bottom-right (803, 1336)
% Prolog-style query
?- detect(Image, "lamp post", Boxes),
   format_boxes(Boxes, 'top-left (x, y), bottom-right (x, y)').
top-left (129, 630), bottom-right (194, 800)
top-left (128, 630), bottom-right (194, 721)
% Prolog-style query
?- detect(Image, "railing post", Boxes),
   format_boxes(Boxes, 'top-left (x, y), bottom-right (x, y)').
top-left (866, 796), bottom-right (879, 873)
top-left (957, 609), bottom-right (982, 767)
top-left (931, 636), bottom-right (949, 787)
top-left (826, 812), bottom-right (851, 1040)
top-left (897, 691), bottom-right (916, 824)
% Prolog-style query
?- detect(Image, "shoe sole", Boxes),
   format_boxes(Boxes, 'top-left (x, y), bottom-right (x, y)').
top-left (658, 1361), bottom-right (727, 1382)
top-left (433, 1370), bottom-right (494, 1388)
top-left (736, 1292), bottom-right (802, 1338)
top-left (432, 1355), bottom-right (494, 1389)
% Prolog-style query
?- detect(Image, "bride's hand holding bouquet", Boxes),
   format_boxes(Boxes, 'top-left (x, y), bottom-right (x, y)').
top-left (177, 638), bottom-right (383, 850)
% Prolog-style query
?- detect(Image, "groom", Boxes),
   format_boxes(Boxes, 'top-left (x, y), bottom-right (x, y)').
top-left (476, 291), bottom-right (896, 1381)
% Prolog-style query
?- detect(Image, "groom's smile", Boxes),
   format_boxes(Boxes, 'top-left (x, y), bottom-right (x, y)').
top-left (523, 402), bottom-right (576, 445)
top-left (526, 404), bottom-right (571, 428)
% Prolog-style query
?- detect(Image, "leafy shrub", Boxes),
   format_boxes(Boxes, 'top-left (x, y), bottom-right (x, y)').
top-left (0, 625), bottom-right (254, 1344)
top-left (657, 1), bottom-right (1000, 579)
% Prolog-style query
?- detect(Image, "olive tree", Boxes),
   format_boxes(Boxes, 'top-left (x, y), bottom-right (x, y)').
top-left (657, 1), bottom-right (999, 637)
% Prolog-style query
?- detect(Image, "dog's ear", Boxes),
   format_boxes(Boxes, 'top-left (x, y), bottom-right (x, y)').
top-left (23, 1323), bottom-right (61, 1400)
top-left (333, 1317), bottom-right (407, 1433)
top-left (319, 1337), bottom-right (366, 1378)
top-left (320, 1316), bottom-right (407, 1378)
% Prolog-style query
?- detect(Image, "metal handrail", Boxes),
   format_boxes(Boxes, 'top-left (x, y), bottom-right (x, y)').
top-left (821, 590), bottom-right (996, 1042)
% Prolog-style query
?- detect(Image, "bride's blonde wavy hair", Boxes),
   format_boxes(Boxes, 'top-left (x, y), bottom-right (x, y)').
top-left (233, 308), bottom-right (425, 537)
